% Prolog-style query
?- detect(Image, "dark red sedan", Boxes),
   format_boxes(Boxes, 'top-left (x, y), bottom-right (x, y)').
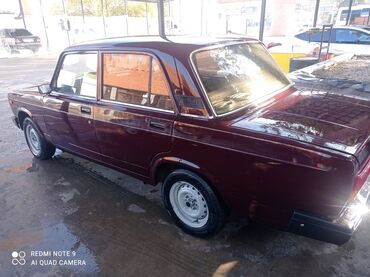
top-left (8, 36), bottom-right (370, 244)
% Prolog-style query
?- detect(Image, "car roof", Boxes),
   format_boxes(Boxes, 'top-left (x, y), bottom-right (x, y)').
top-left (349, 25), bottom-right (370, 31)
top-left (64, 35), bottom-right (258, 55)
top-left (334, 26), bottom-right (370, 32)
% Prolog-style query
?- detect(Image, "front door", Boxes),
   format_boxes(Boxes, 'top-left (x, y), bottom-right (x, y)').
top-left (43, 52), bottom-right (101, 160)
top-left (94, 52), bottom-right (176, 177)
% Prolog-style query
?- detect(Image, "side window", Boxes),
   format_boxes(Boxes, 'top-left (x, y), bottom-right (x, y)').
top-left (55, 53), bottom-right (97, 98)
top-left (335, 29), bottom-right (370, 44)
top-left (150, 59), bottom-right (173, 110)
top-left (102, 53), bottom-right (173, 111)
top-left (358, 32), bottom-right (370, 44)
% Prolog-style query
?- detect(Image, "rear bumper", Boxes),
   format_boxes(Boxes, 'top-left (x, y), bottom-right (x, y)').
top-left (288, 178), bottom-right (370, 245)
top-left (11, 43), bottom-right (41, 50)
top-left (287, 211), bottom-right (356, 245)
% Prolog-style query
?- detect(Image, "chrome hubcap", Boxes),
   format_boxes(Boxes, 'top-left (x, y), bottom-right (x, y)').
top-left (26, 125), bottom-right (41, 156)
top-left (169, 181), bottom-right (209, 228)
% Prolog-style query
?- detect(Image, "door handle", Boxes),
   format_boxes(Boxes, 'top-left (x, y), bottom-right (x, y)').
top-left (80, 106), bottom-right (91, 114)
top-left (149, 120), bottom-right (167, 130)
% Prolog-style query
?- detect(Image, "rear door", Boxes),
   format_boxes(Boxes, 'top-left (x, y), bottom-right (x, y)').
top-left (94, 51), bottom-right (176, 177)
top-left (43, 52), bottom-right (101, 160)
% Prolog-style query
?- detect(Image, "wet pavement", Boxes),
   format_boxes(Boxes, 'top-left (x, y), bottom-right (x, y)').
top-left (1, 55), bottom-right (370, 277)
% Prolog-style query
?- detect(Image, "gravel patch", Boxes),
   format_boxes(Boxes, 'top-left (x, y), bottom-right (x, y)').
top-left (313, 55), bottom-right (370, 83)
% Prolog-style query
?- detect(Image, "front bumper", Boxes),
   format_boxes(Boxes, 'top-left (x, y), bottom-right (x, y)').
top-left (288, 178), bottom-right (370, 245)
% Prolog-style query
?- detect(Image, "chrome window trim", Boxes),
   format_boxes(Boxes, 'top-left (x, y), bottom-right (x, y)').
top-left (51, 51), bottom-right (99, 100)
top-left (99, 50), bottom-right (178, 113)
top-left (49, 91), bottom-right (97, 101)
top-left (180, 113), bottom-right (214, 119)
top-left (99, 98), bottom-right (175, 114)
top-left (188, 41), bottom-right (294, 118)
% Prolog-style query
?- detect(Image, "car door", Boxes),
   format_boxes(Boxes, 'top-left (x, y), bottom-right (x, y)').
top-left (94, 51), bottom-right (176, 177)
top-left (43, 52), bottom-right (101, 160)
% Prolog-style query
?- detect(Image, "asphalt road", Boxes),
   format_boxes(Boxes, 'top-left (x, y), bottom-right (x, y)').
top-left (0, 54), bottom-right (370, 277)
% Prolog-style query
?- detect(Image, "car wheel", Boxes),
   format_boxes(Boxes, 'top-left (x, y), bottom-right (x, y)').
top-left (23, 118), bottom-right (55, 160)
top-left (32, 48), bottom-right (40, 54)
top-left (162, 169), bottom-right (227, 237)
top-left (5, 45), bottom-right (13, 54)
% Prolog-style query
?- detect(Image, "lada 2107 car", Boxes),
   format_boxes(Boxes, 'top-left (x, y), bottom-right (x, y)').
top-left (0, 28), bottom-right (41, 54)
top-left (8, 36), bottom-right (370, 244)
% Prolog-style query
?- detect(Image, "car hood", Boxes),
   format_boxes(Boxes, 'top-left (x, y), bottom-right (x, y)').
top-left (231, 89), bottom-right (370, 159)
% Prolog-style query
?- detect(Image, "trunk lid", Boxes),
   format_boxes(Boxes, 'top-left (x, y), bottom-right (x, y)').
top-left (15, 35), bottom-right (39, 43)
top-left (232, 89), bottom-right (370, 166)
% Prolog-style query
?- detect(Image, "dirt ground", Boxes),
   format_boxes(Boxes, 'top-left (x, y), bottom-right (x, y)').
top-left (1, 54), bottom-right (370, 277)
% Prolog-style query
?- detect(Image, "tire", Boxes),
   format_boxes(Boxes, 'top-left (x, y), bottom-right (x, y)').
top-left (31, 48), bottom-right (40, 54)
top-left (162, 169), bottom-right (227, 237)
top-left (23, 118), bottom-right (55, 160)
top-left (5, 44), bottom-right (14, 54)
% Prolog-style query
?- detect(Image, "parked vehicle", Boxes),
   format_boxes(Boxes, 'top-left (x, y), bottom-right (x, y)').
top-left (8, 36), bottom-right (370, 244)
top-left (295, 26), bottom-right (370, 55)
top-left (336, 5), bottom-right (370, 26)
top-left (0, 28), bottom-right (41, 54)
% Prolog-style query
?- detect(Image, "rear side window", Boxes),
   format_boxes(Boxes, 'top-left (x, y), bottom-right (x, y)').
top-left (102, 53), bottom-right (173, 111)
top-left (55, 53), bottom-right (97, 98)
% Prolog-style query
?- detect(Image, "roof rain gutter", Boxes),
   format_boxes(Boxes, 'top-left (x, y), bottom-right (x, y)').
top-left (157, 0), bottom-right (166, 39)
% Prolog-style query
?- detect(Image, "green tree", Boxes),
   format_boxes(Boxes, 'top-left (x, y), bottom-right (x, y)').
top-left (50, 0), bottom-right (155, 17)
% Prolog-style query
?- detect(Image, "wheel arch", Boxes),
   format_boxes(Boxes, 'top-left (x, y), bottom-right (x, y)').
top-left (151, 157), bottom-right (228, 209)
top-left (17, 108), bottom-right (32, 130)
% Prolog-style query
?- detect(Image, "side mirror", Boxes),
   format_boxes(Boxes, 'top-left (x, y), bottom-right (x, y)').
top-left (38, 84), bottom-right (51, 94)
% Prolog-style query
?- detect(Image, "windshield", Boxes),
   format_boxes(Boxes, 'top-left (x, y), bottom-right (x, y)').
top-left (192, 42), bottom-right (291, 115)
top-left (8, 29), bottom-right (32, 37)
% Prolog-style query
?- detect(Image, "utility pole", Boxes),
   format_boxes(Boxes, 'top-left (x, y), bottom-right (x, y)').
top-left (258, 0), bottom-right (266, 41)
top-left (124, 0), bottom-right (129, 35)
top-left (18, 0), bottom-right (27, 29)
top-left (61, 0), bottom-right (71, 46)
top-left (80, 0), bottom-right (85, 24)
top-left (100, 0), bottom-right (107, 37)
top-left (146, 2), bottom-right (149, 35)
top-left (313, 0), bottom-right (320, 27)
top-left (39, 0), bottom-right (49, 50)
top-left (346, 0), bottom-right (354, 25)
top-left (158, 0), bottom-right (166, 39)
